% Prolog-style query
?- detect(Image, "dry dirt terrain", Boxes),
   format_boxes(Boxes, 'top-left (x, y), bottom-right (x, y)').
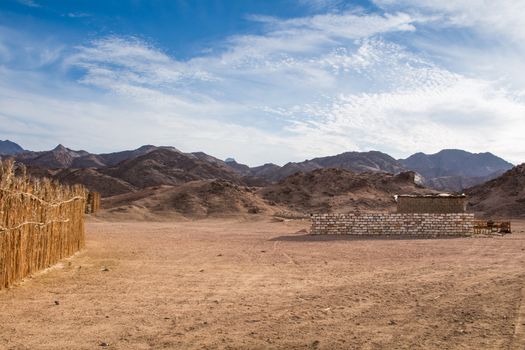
top-left (1, 218), bottom-right (525, 349)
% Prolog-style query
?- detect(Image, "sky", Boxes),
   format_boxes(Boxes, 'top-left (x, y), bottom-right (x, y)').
top-left (0, 0), bottom-right (524, 166)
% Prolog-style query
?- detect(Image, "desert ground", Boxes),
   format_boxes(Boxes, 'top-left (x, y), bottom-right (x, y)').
top-left (1, 218), bottom-right (525, 350)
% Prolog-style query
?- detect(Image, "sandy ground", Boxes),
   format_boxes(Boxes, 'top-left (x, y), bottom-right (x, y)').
top-left (1, 218), bottom-right (525, 350)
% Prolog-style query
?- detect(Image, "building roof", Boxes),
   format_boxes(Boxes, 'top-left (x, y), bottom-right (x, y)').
top-left (394, 194), bottom-right (466, 202)
top-left (396, 193), bottom-right (466, 198)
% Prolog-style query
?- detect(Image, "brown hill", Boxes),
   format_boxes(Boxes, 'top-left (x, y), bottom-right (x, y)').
top-left (400, 149), bottom-right (513, 192)
top-left (314, 150), bottom-right (405, 173)
top-left (71, 154), bottom-right (107, 168)
top-left (97, 145), bottom-right (173, 166)
top-left (15, 144), bottom-right (177, 169)
top-left (249, 163), bottom-right (282, 179)
top-left (263, 161), bottom-right (323, 182)
top-left (21, 166), bottom-right (136, 197)
top-left (53, 168), bottom-right (137, 197)
top-left (16, 144), bottom-right (88, 168)
top-left (101, 180), bottom-right (278, 220)
top-left (466, 164), bottom-right (525, 218)
top-left (224, 158), bottom-right (251, 176)
top-left (260, 168), bottom-right (435, 214)
top-left (101, 148), bottom-right (242, 188)
top-left (21, 148), bottom-right (245, 197)
top-left (251, 151), bottom-right (405, 182)
top-left (424, 174), bottom-right (506, 193)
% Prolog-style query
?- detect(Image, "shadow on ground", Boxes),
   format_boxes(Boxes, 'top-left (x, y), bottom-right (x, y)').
top-left (270, 234), bottom-right (466, 242)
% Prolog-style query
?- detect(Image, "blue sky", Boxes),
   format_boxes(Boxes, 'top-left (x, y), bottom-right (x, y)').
top-left (1, 0), bottom-right (524, 165)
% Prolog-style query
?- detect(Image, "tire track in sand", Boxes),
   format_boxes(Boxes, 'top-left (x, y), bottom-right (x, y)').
top-left (511, 276), bottom-right (525, 350)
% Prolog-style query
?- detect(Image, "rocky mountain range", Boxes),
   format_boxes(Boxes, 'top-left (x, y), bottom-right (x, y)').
top-left (3, 139), bottom-right (523, 218)
top-left (12, 144), bottom-right (176, 169)
top-left (247, 151), bottom-right (406, 182)
top-left (2, 140), bottom-right (517, 194)
top-left (20, 147), bottom-right (243, 197)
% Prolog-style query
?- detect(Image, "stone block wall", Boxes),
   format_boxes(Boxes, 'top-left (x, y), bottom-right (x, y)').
top-left (310, 213), bottom-right (475, 236)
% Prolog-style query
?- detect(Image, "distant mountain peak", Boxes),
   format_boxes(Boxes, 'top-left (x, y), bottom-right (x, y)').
top-left (399, 149), bottom-right (513, 192)
top-left (53, 144), bottom-right (67, 151)
top-left (0, 140), bottom-right (25, 155)
top-left (136, 144), bottom-right (158, 151)
top-left (225, 157), bottom-right (236, 163)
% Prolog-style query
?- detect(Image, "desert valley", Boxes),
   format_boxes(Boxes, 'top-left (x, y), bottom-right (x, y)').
top-left (1, 140), bottom-right (525, 349)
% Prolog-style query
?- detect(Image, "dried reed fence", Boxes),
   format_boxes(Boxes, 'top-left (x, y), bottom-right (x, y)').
top-left (86, 192), bottom-right (101, 214)
top-left (0, 160), bottom-right (86, 289)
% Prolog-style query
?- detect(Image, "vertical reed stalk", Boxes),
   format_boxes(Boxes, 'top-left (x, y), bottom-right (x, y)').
top-left (0, 160), bottom-right (86, 289)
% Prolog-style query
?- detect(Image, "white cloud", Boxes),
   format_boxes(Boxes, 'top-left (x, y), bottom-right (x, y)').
top-left (250, 11), bottom-right (418, 39)
top-left (231, 11), bottom-right (420, 64)
top-left (374, 0), bottom-right (525, 42)
top-left (371, 1), bottom-right (525, 92)
top-left (1, 5), bottom-right (525, 165)
top-left (67, 37), bottom-right (216, 90)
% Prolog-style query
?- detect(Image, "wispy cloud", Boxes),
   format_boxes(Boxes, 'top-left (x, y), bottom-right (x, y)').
top-left (67, 37), bottom-right (216, 91)
top-left (1, 5), bottom-right (525, 164)
top-left (17, 0), bottom-right (41, 8)
top-left (374, 0), bottom-right (525, 42)
top-left (372, 1), bottom-right (525, 105)
top-left (66, 12), bottom-right (90, 18)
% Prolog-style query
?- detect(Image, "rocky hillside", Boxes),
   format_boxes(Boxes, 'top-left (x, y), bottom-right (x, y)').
top-left (22, 148), bottom-right (245, 197)
top-left (22, 166), bottom-right (137, 197)
top-left (400, 149), bottom-right (513, 191)
top-left (466, 164), bottom-right (525, 218)
top-left (249, 151), bottom-right (405, 182)
top-left (249, 163), bottom-right (283, 180)
top-left (260, 168), bottom-right (435, 214)
top-left (15, 145), bottom-right (98, 168)
top-left (101, 148), bottom-right (241, 188)
top-left (224, 158), bottom-right (251, 176)
top-left (423, 174), bottom-right (501, 193)
top-left (54, 168), bottom-right (138, 197)
top-left (101, 180), bottom-right (279, 219)
top-left (14, 144), bottom-right (177, 169)
top-left (97, 145), bottom-right (177, 166)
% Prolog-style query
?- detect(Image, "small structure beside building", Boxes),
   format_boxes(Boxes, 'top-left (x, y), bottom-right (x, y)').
top-left (395, 194), bottom-right (467, 214)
